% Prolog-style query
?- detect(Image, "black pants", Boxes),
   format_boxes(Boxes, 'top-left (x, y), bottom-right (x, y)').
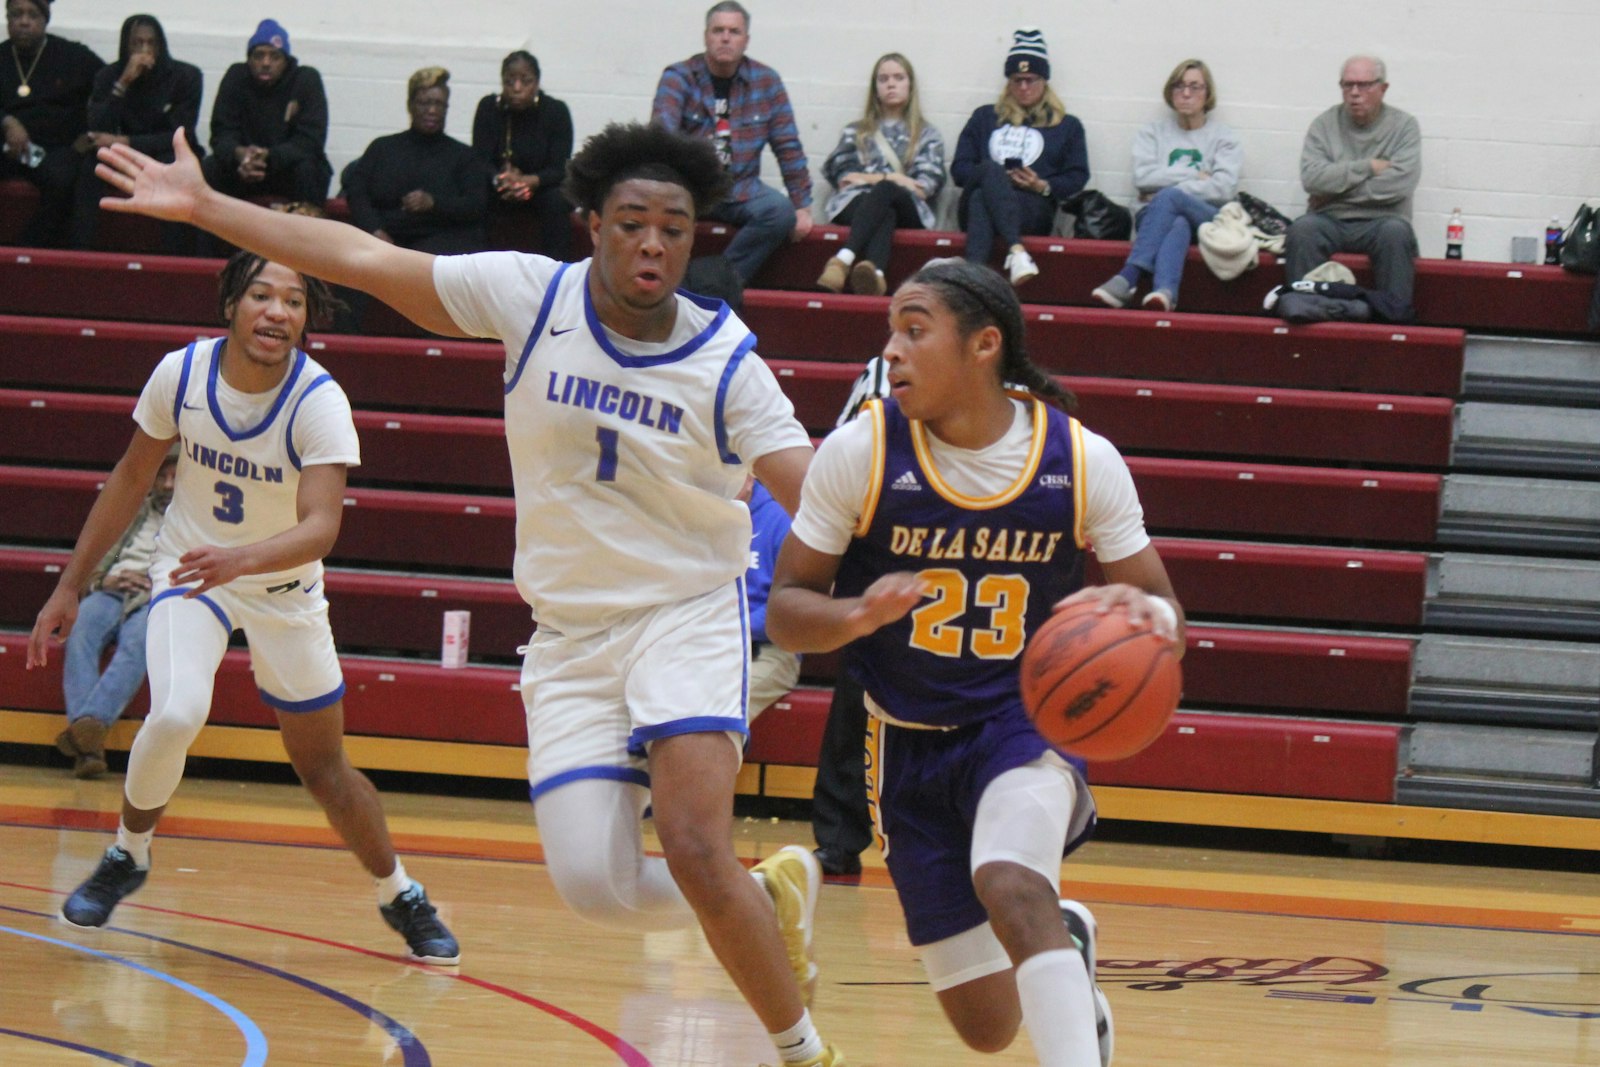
top-left (69, 150), bottom-right (193, 253)
top-left (810, 675), bottom-right (873, 858)
top-left (202, 151), bottom-right (332, 205)
top-left (2, 142), bottom-right (83, 247)
top-left (488, 183), bottom-right (574, 260)
top-left (958, 159), bottom-right (1056, 264)
top-left (833, 181), bottom-right (924, 271)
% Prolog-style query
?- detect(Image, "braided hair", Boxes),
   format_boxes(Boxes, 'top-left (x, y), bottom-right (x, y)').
top-left (216, 251), bottom-right (343, 348)
top-left (903, 259), bottom-right (1075, 410)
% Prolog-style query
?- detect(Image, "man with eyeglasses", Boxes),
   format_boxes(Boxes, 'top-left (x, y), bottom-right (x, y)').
top-left (1285, 54), bottom-right (1421, 311)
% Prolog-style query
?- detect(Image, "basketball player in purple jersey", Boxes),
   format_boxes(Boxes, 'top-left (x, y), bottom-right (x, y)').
top-left (768, 259), bottom-right (1184, 1067)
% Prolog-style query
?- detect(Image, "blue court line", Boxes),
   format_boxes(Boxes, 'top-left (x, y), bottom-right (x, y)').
top-left (0, 922), bottom-right (268, 1066)
top-left (0, 1026), bottom-right (153, 1065)
top-left (1, 907), bottom-right (430, 1067)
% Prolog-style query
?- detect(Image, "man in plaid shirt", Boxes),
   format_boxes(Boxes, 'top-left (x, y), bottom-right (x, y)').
top-left (652, 1), bottom-right (813, 286)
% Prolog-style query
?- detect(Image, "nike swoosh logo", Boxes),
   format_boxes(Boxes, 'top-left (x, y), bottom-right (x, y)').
top-left (304, 580), bottom-right (320, 596)
top-left (550, 326), bottom-right (579, 336)
top-left (182, 402), bottom-right (203, 410)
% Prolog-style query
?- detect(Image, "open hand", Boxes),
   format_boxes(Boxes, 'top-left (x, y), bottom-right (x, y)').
top-left (844, 571), bottom-right (926, 638)
top-left (27, 587), bottom-right (80, 669)
top-left (170, 544), bottom-right (249, 596)
top-left (1054, 583), bottom-right (1179, 642)
top-left (96, 127), bottom-right (207, 222)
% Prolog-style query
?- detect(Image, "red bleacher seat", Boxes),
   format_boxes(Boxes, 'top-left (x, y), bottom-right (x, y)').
top-left (744, 293), bottom-right (1466, 396)
top-left (0, 466), bottom-right (1430, 626)
top-left (0, 546), bottom-right (1416, 719)
top-left (1091, 711), bottom-right (1400, 802)
top-left (1181, 626), bottom-right (1413, 716)
top-left (1137, 538), bottom-right (1428, 627)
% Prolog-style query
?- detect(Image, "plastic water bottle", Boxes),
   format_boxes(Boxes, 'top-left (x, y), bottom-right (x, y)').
top-left (1445, 208), bottom-right (1464, 260)
top-left (19, 142), bottom-right (44, 168)
top-left (1545, 216), bottom-right (1564, 265)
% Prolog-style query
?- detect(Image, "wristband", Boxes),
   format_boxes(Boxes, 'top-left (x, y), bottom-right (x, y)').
top-left (1145, 595), bottom-right (1178, 638)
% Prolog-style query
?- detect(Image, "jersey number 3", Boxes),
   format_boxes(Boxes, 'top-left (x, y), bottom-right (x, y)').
top-left (909, 569), bottom-right (1029, 660)
top-left (212, 480), bottom-right (245, 524)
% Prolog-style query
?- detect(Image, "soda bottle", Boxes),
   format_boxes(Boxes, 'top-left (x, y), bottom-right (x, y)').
top-left (1445, 208), bottom-right (1464, 260)
top-left (1545, 216), bottom-right (1564, 265)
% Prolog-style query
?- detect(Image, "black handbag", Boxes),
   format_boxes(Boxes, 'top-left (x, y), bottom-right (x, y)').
top-left (1560, 203), bottom-right (1600, 275)
top-left (1061, 190), bottom-right (1133, 241)
top-left (1238, 191), bottom-right (1293, 238)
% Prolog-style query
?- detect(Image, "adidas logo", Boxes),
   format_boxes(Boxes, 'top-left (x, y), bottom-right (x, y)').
top-left (890, 470), bottom-right (921, 491)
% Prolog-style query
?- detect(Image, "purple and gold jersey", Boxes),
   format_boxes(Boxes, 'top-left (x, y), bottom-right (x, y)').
top-left (834, 396), bottom-right (1088, 728)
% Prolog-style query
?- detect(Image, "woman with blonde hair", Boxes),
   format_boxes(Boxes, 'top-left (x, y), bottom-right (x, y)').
top-left (1092, 58), bottom-right (1240, 312)
top-left (950, 28), bottom-right (1088, 287)
top-left (815, 52), bottom-right (947, 295)
top-left (339, 65), bottom-right (489, 253)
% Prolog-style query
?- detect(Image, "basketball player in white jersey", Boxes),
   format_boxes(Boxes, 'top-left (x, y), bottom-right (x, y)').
top-left (85, 124), bottom-right (841, 1067)
top-left (29, 252), bottom-right (460, 965)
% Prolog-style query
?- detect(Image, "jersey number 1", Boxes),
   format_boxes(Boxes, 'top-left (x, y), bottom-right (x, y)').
top-left (595, 427), bottom-right (620, 482)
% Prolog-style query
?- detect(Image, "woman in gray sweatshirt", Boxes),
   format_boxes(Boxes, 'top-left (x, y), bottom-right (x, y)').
top-left (1092, 59), bottom-right (1241, 311)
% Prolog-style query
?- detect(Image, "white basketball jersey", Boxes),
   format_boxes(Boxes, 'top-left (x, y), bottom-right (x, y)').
top-left (133, 338), bottom-right (360, 592)
top-left (503, 262), bottom-right (768, 636)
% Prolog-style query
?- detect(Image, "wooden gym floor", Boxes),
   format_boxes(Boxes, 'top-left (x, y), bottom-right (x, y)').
top-left (2, 760), bottom-right (1598, 1066)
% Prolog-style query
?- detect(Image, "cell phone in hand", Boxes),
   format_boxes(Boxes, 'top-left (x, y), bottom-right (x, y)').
top-left (1004, 156), bottom-right (1024, 169)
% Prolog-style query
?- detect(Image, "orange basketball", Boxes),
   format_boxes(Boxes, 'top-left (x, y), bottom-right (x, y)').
top-left (1019, 602), bottom-right (1181, 762)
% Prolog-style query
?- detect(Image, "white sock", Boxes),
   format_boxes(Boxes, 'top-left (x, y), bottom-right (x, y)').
top-left (376, 860), bottom-right (413, 905)
top-left (834, 248), bottom-right (856, 267)
top-left (1016, 948), bottom-right (1099, 1067)
top-left (116, 822), bottom-right (153, 869)
top-left (771, 1008), bottom-right (824, 1064)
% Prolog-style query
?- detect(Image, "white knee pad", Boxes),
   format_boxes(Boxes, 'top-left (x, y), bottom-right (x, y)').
top-left (971, 757), bottom-right (1080, 883)
top-left (534, 777), bottom-right (694, 933)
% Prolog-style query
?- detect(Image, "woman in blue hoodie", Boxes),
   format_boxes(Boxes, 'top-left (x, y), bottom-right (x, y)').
top-left (951, 28), bottom-right (1088, 288)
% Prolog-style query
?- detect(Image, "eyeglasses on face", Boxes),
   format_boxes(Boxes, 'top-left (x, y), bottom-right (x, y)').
top-left (1339, 79), bottom-right (1383, 92)
top-left (1170, 81), bottom-right (1208, 95)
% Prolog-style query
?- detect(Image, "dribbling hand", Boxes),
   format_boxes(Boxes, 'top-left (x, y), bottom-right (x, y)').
top-left (95, 127), bottom-right (207, 223)
top-left (844, 571), bottom-right (926, 638)
top-left (1054, 584), bottom-right (1179, 643)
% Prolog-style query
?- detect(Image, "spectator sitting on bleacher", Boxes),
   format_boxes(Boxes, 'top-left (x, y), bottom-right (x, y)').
top-left (951, 28), bottom-right (1088, 289)
top-left (202, 19), bottom-right (332, 206)
top-left (814, 53), bottom-right (946, 297)
top-left (341, 67), bottom-right (488, 255)
top-left (54, 447), bottom-right (177, 780)
top-left (72, 14), bottom-right (203, 252)
top-left (741, 475), bottom-right (800, 722)
top-left (0, 0), bottom-right (102, 247)
top-left (1284, 55), bottom-right (1421, 310)
top-left (651, 1), bottom-right (813, 287)
top-left (1092, 58), bottom-right (1241, 313)
top-left (473, 50), bottom-right (574, 261)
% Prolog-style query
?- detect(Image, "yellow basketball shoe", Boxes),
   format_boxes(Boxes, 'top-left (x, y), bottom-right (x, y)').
top-left (752, 844), bottom-right (822, 1004)
top-left (761, 1044), bottom-right (846, 1067)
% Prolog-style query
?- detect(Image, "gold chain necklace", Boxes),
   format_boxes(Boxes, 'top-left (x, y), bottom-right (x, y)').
top-left (12, 36), bottom-right (47, 99)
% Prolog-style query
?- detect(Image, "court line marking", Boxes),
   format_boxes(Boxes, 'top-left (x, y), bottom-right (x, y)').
top-left (1, 903), bottom-right (431, 1067)
top-left (0, 1025), bottom-right (154, 1066)
top-left (5, 809), bottom-right (1597, 939)
top-left (0, 920), bottom-right (268, 1067)
top-left (0, 891), bottom-right (651, 1067)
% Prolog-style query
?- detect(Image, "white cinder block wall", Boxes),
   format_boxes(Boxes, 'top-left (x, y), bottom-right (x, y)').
top-left (53, 0), bottom-right (1600, 260)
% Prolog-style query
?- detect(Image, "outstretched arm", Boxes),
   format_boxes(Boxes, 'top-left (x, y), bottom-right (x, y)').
top-left (97, 130), bottom-right (466, 337)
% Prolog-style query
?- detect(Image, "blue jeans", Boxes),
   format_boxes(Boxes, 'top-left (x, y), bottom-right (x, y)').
top-left (704, 184), bottom-right (797, 285)
top-left (1124, 186), bottom-right (1219, 302)
top-left (63, 590), bottom-right (150, 729)
top-left (959, 160), bottom-right (1057, 265)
